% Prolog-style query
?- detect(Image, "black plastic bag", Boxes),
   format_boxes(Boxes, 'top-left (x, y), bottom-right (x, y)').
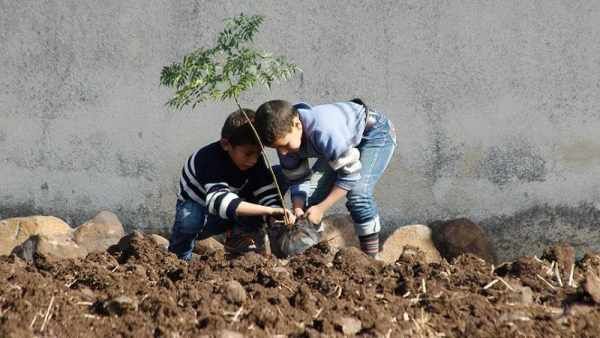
top-left (269, 218), bottom-right (321, 258)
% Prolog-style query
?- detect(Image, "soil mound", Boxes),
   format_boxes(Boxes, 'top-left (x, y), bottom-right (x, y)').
top-left (1, 234), bottom-right (599, 337)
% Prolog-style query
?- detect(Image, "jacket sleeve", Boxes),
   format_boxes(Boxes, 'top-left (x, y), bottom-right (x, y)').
top-left (311, 130), bottom-right (362, 191)
top-left (278, 151), bottom-right (311, 202)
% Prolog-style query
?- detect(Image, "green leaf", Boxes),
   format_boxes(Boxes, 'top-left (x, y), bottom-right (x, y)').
top-left (160, 13), bottom-right (300, 107)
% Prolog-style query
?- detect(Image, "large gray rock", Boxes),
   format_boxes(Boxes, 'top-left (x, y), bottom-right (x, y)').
top-left (320, 214), bottom-right (360, 249)
top-left (73, 211), bottom-right (125, 253)
top-left (379, 224), bottom-right (442, 264)
top-left (12, 234), bottom-right (87, 262)
top-left (194, 237), bottom-right (224, 255)
top-left (149, 234), bottom-right (169, 250)
top-left (0, 216), bottom-right (73, 255)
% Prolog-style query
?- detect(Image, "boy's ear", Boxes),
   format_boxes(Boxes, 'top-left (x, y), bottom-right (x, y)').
top-left (293, 116), bottom-right (302, 130)
top-left (220, 138), bottom-right (232, 151)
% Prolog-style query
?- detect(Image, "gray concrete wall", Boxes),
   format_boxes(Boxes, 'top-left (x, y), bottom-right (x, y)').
top-left (2, 0), bottom-right (600, 261)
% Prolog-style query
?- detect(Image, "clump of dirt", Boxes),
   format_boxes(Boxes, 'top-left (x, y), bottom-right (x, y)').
top-left (1, 234), bottom-right (600, 337)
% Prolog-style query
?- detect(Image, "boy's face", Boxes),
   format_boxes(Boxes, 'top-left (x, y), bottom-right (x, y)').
top-left (221, 139), bottom-right (261, 171)
top-left (271, 117), bottom-right (302, 155)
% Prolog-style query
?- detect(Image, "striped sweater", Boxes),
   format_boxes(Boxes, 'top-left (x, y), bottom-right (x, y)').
top-left (178, 142), bottom-right (281, 220)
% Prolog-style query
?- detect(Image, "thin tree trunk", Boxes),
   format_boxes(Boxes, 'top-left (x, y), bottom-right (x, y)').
top-left (233, 96), bottom-right (291, 226)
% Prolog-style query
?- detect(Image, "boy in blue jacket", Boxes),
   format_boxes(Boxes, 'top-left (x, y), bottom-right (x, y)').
top-left (168, 109), bottom-right (294, 260)
top-left (255, 100), bottom-right (396, 257)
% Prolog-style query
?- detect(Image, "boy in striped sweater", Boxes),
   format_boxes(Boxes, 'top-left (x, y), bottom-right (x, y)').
top-left (255, 100), bottom-right (396, 258)
top-left (168, 109), bottom-right (295, 261)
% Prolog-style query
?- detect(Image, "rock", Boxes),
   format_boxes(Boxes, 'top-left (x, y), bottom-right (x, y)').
top-left (583, 271), bottom-right (600, 303)
top-left (102, 295), bottom-right (138, 315)
top-left (73, 211), bottom-right (125, 253)
top-left (430, 218), bottom-right (497, 263)
top-left (194, 237), bottom-right (224, 255)
top-left (510, 286), bottom-right (534, 305)
top-left (0, 216), bottom-right (72, 255)
top-left (320, 214), bottom-right (360, 249)
top-left (11, 235), bottom-right (87, 262)
top-left (335, 316), bottom-right (362, 335)
top-left (149, 234), bottom-right (169, 250)
top-left (379, 225), bottom-right (442, 264)
top-left (223, 280), bottom-right (246, 304)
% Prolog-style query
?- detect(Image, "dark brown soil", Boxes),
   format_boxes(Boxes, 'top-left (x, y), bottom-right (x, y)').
top-left (1, 234), bottom-right (600, 337)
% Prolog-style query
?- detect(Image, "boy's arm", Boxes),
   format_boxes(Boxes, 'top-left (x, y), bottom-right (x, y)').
top-left (235, 201), bottom-right (294, 222)
top-left (305, 185), bottom-right (347, 225)
top-left (278, 151), bottom-right (311, 209)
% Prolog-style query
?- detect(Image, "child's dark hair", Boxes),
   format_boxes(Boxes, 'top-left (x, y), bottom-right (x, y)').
top-left (221, 109), bottom-right (258, 146)
top-left (255, 100), bottom-right (298, 145)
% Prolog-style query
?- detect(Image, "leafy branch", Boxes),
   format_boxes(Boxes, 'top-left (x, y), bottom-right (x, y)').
top-left (160, 14), bottom-right (300, 225)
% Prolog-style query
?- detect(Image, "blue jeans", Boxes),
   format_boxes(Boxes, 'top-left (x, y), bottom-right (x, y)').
top-left (297, 112), bottom-right (397, 236)
top-left (168, 166), bottom-right (288, 260)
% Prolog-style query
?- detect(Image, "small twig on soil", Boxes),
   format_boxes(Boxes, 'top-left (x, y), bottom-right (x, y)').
top-left (111, 265), bottom-right (119, 272)
top-left (40, 296), bottom-right (55, 332)
top-left (491, 264), bottom-right (495, 276)
top-left (497, 277), bottom-right (515, 291)
top-left (313, 308), bottom-right (323, 319)
top-left (533, 255), bottom-right (545, 264)
top-left (76, 301), bottom-right (94, 306)
top-left (568, 264), bottom-right (575, 288)
top-left (82, 314), bottom-right (98, 319)
top-left (385, 328), bottom-right (392, 338)
top-left (483, 279), bottom-right (499, 290)
top-left (421, 278), bottom-right (427, 294)
top-left (279, 283), bottom-right (294, 293)
top-left (276, 305), bottom-right (284, 317)
top-left (555, 263), bottom-right (563, 287)
top-left (402, 291), bottom-right (411, 298)
top-left (8, 283), bottom-right (22, 292)
top-left (232, 306), bottom-right (243, 322)
top-left (65, 278), bottom-right (78, 288)
top-left (29, 311), bottom-right (42, 329)
top-left (536, 274), bottom-right (556, 290)
top-left (546, 261), bottom-right (556, 276)
top-left (335, 285), bottom-right (343, 298)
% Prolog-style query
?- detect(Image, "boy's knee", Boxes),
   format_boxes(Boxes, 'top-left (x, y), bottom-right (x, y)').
top-left (346, 190), bottom-right (374, 208)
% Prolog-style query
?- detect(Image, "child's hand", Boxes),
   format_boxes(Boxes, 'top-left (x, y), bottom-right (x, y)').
top-left (270, 207), bottom-right (296, 225)
top-left (293, 207), bottom-right (305, 218)
top-left (305, 205), bottom-right (324, 225)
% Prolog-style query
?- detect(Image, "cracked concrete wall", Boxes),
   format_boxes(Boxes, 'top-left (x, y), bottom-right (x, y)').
top-left (2, 0), bottom-right (600, 261)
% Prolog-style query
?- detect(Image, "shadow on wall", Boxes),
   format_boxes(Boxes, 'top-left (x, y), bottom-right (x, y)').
top-left (479, 203), bottom-right (600, 262)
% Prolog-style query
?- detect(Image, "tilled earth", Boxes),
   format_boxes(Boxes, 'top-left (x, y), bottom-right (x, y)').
top-left (1, 232), bottom-right (600, 337)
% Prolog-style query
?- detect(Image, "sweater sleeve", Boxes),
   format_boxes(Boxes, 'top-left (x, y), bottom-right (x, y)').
top-left (203, 182), bottom-right (243, 220)
top-left (277, 151), bottom-right (311, 201)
